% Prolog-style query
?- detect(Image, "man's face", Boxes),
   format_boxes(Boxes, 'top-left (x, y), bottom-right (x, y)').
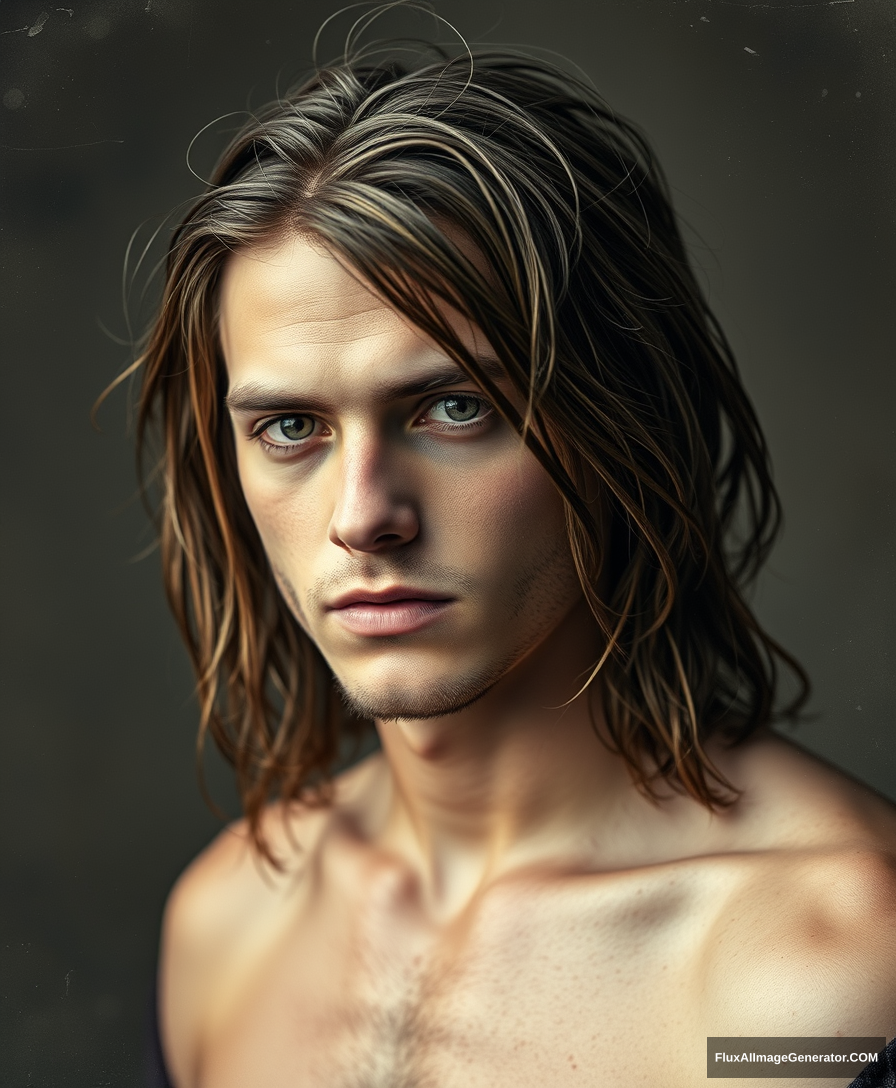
top-left (219, 233), bottom-right (584, 721)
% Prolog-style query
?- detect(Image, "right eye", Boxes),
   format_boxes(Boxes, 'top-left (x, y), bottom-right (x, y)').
top-left (256, 415), bottom-right (316, 448)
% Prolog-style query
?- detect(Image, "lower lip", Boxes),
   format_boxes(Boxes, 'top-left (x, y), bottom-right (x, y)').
top-left (329, 599), bottom-right (452, 636)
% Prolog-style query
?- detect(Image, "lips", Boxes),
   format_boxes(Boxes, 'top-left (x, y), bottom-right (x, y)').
top-left (327, 586), bottom-right (450, 610)
top-left (326, 586), bottom-right (454, 637)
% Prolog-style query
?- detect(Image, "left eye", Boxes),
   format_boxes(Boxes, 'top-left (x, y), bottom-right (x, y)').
top-left (428, 395), bottom-right (488, 424)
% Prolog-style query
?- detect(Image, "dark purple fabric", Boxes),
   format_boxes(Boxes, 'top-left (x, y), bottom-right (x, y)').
top-left (847, 1037), bottom-right (896, 1088)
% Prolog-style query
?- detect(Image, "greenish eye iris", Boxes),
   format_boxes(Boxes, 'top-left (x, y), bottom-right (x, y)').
top-left (276, 416), bottom-right (314, 441)
top-left (440, 395), bottom-right (481, 422)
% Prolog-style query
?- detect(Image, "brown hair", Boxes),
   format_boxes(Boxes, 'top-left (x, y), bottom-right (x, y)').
top-left (117, 45), bottom-right (808, 858)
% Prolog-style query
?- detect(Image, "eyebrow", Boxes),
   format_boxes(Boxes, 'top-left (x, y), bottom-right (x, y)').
top-left (225, 357), bottom-right (508, 415)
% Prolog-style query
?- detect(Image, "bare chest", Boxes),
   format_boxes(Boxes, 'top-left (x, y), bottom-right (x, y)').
top-left (196, 873), bottom-right (710, 1088)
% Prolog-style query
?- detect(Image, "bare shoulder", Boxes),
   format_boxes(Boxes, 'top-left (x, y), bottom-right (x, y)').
top-left (157, 753), bottom-right (383, 1086)
top-left (699, 732), bottom-right (896, 1036)
top-left (157, 811), bottom-right (314, 1086)
top-left (160, 808), bottom-right (310, 976)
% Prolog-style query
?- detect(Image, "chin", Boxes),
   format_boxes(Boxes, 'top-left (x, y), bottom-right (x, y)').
top-left (334, 660), bottom-right (508, 722)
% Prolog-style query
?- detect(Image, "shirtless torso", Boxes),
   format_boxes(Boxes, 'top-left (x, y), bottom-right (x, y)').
top-left (160, 733), bottom-right (896, 1088)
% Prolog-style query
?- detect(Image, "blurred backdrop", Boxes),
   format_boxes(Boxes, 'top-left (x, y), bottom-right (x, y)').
top-left (1, 0), bottom-right (894, 1083)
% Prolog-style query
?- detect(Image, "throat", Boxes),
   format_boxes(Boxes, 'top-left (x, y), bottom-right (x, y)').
top-left (366, 710), bottom-right (628, 917)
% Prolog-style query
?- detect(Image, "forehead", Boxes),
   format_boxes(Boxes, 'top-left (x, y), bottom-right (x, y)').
top-left (217, 233), bottom-right (496, 395)
top-left (220, 234), bottom-right (410, 357)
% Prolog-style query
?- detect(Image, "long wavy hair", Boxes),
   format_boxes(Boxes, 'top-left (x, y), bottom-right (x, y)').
top-left (116, 45), bottom-right (808, 859)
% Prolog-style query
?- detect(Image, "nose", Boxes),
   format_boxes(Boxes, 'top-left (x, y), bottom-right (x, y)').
top-left (327, 432), bottom-right (420, 554)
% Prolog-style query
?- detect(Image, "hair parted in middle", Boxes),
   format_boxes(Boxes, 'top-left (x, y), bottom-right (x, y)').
top-left (129, 37), bottom-right (808, 858)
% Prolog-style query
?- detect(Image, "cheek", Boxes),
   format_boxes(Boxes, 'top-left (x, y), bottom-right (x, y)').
top-left (438, 452), bottom-right (572, 567)
top-left (236, 455), bottom-right (325, 575)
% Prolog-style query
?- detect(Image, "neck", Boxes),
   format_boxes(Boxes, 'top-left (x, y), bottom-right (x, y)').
top-left (369, 598), bottom-right (640, 913)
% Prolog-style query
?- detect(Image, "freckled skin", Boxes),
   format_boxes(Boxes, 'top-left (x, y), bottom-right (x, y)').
top-left (158, 236), bottom-right (896, 1088)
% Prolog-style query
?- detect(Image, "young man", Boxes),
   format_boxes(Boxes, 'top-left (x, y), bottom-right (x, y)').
top-left (134, 47), bottom-right (896, 1086)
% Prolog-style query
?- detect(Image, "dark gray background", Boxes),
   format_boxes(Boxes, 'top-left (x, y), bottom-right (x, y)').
top-left (1, 0), bottom-right (893, 1084)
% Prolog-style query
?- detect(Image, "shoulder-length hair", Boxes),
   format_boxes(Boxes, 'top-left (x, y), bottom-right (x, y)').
top-left (122, 47), bottom-right (808, 858)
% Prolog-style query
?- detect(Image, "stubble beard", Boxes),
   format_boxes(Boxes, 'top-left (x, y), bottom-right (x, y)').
top-left (331, 649), bottom-right (519, 723)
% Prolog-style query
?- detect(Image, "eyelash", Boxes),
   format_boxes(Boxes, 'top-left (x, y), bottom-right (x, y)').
top-left (249, 395), bottom-right (494, 456)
